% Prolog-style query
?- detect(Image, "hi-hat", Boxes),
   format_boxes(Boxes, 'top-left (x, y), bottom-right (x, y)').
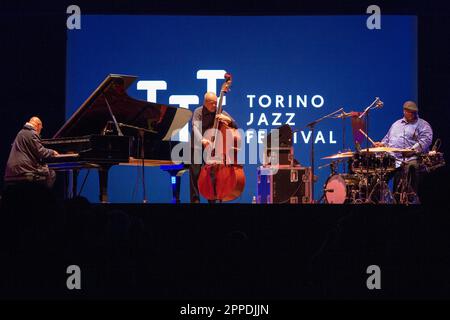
top-left (322, 151), bottom-right (354, 159)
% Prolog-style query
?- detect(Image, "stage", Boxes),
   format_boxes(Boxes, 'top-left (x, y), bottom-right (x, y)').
top-left (1, 0), bottom-right (450, 303)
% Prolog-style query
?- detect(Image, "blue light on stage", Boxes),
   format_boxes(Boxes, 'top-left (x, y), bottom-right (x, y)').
top-left (66, 15), bottom-right (417, 203)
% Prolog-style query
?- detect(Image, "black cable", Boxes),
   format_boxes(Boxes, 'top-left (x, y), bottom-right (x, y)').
top-left (139, 131), bottom-right (148, 203)
top-left (278, 182), bottom-right (303, 204)
top-left (77, 169), bottom-right (90, 197)
top-left (132, 137), bottom-right (141, 201)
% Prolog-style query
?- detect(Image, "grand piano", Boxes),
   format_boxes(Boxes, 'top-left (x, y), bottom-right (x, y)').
top-left (43, 74), bottom-right (192, 203)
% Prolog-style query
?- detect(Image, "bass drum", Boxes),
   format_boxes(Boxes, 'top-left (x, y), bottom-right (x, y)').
top-left (324, 174), bottom-right (361, 204)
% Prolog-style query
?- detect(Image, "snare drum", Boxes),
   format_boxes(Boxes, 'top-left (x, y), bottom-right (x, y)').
top-left (351, 152), bottom-right (396, 174)
top-left (324, 174), bottom-right (361, 204)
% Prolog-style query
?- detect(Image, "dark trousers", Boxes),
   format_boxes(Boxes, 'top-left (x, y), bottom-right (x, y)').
top-left (190, 144), bottom-right (221, 204)
top-left (4, 169), bottom-right (56, 189)
top-left (386, 159), bottom-right (421, 203)
top-left (189, 163), bottom-right (202, 203)
top-left (45, 169), bottom-right (57, 188)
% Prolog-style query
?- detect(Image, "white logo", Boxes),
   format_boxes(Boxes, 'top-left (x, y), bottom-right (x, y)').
top-left (136, 70), bottom-right (227, 143)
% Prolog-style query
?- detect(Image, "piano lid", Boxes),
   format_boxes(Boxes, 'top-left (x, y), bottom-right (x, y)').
top-left (54, 74), bottom-right (192, 141)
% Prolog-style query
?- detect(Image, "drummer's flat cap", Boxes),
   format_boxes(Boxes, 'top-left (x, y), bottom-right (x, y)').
top-left (403, 101), bottom-right (418, 112)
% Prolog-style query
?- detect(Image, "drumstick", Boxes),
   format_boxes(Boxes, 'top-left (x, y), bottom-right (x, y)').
top-left (358, 129), bottom-right (376, 145)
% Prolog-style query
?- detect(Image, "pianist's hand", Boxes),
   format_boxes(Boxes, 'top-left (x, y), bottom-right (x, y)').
top-left (52, 150), bottom-right (59, 156)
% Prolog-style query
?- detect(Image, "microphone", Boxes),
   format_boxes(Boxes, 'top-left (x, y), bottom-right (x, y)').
top-left (335, 111), bottom-right (363, 119)
top-left (375, 98), bottom-right (384, 109)
top-left (335, 111), bottom-right (352, 119)
top-left (359, 97), bottom-right (383, 119)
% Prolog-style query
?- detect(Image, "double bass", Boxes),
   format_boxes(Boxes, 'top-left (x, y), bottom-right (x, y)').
top-left (197, 73), bottom-right (245, 202)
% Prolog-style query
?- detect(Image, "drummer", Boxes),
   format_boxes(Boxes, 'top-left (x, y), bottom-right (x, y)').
top-left (373, 101), bottom-right (433, 202)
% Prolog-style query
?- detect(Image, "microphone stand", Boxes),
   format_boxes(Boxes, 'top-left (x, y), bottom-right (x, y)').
top-left (358, 97), bottom-right (382, 201)
top-left (117, 122), bottom-right (157, 203)
top-left (342, 116), bottom-right (346, 173)
top-left (358, 97), bottom-right (381, 152)
top-left (333, 110), bottom-right (354, 173)
top-left (305, 107), bottom-right (344, 203)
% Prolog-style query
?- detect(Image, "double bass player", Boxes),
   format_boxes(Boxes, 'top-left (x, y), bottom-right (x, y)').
top-left (190, 91), bottom-right (238, 203)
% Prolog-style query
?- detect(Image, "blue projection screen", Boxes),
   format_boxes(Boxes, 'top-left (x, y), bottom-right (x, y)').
top-left (66, 15), bottom-right (417, 203)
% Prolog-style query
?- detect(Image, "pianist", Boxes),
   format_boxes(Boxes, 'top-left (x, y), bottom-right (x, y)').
top-left (4, 117), bottom-right (59, 188)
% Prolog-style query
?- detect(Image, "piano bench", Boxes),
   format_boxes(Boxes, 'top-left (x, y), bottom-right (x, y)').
top-left (4, 173), bottom-right (48, 186)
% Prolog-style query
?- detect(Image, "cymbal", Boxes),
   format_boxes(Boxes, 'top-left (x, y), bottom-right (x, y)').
top-left (322, 151), bottom-right (354, 159)
top-left (359, 147), bottom-right (414, 153)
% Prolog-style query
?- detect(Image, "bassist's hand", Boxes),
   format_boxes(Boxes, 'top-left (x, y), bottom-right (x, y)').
top-left (216, 113), bottom-right (232, 125)
top-left (373, 142), bottom-right (385, 147)
top-left (201, 138), bottom-right (211, 148)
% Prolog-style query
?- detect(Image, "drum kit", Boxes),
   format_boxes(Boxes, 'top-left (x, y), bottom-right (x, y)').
top-left (300, 97), bottom-right (446, 204)
top-left (320, 146), bottom-right (445, 204)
